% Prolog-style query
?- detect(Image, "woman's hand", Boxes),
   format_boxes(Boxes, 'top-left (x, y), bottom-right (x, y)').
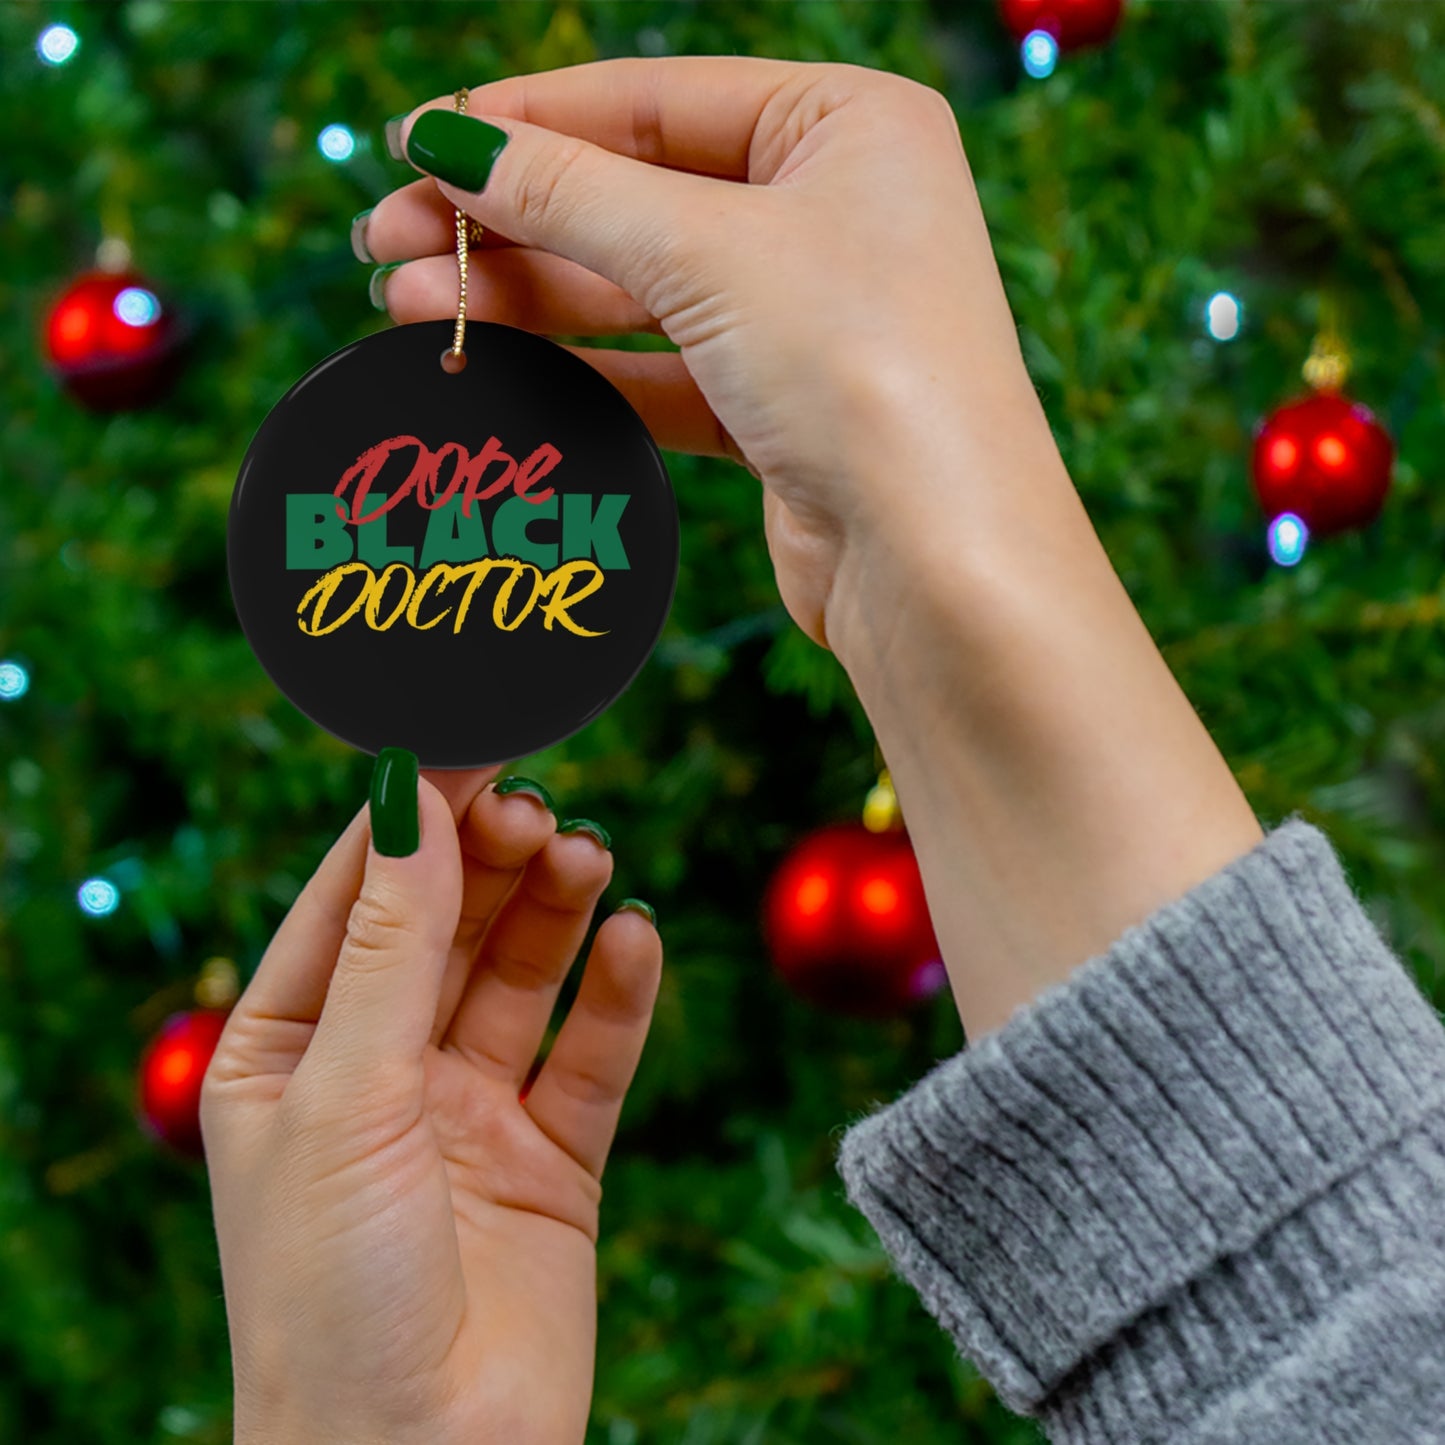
top-left (202, 762), bottom-right (661, 1445)
top-left (361, 56), bottom-right (1047, 661)
top-left (362, 58), bottom-right (1262, 1041)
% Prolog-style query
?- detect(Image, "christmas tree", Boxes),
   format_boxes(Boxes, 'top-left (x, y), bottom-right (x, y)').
top-left (2, 3), bottom-right (1443, 1441)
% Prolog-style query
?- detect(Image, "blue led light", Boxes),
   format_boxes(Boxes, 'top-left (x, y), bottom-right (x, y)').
top-left (78, 877), bottom-right (121, 917)
top-left (318, 124), bottom-right (356, 162)
top-left (114, 287), bottom-right (161, 328)
top-left (38, 24), bottom-right (79, 66)
top-left (1021, 29), bottom-right (1059, 79)
top-left (0, 660), bottom-right (29, 700)
top-left (1267, 512), bottom-right (1309, 567)
top-left (1205, 291), bottom-right (1242, 342)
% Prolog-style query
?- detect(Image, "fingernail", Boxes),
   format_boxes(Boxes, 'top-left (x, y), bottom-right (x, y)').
top-left (405, 110), bottom-right (510, 192)
top-left (370, 747), bottom-right (419, 857)
top-left (350, 208), bottom-right (375, 263)
top-left (617, 897), bottom-right (656, 926)
top-left (493, 775), bottom-right (555, 812)
top-left (384, 113), bottom-right (409, 161)
top-left (558, 818), bottom-right (611, 851)
top-left (368, 261), bottom-right (404, 311)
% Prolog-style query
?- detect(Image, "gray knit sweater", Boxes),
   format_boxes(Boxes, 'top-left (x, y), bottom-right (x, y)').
top-left (837, 818), bottom-right (1445, 1443)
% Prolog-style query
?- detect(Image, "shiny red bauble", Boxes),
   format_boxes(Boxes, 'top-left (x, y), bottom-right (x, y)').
top-left (1251, 392), bottom-right (1394, 537)
top-left (137, 1009), bottom-right (229, 1156)
top-left (44, 270), bottom-right (181, 410)
top-left (763, 823), bottom-right (945, 1017)
top-left (998, 0), bottom-right (1124, 49)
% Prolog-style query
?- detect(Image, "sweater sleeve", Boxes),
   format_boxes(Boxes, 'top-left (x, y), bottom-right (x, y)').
top-left (836, 817), bottom-right (1445, 1444)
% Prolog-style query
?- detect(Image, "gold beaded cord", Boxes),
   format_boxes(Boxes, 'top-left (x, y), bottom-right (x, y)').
top-left (449, 87), bottom-right (479, 361)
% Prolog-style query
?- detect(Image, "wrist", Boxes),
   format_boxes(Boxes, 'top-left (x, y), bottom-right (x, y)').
top-left (822, 373), bottom-right (1079, 688)
top-left (824, 410), bottom-right (1261, 1038)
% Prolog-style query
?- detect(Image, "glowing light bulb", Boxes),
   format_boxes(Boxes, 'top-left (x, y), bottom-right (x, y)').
top-left (1267, 512), bottom-right (1308, 567)
top-left (1205, 291), bottom-right (1242, 341)
top-left (318, 124), bottom-right (356, 162)
top-left (38, 24), bottom-right (79, 66)
top-left (1021, 29), bottom-right (1059, 79)
top-left (113, 287), bottom-right (161, 327)
top-left (0, 660), bottom-right (29, 701)
top-left (78, 877), bottom-right (121, 917)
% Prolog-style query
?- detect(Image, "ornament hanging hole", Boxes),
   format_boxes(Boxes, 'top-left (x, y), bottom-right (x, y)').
top-left (439, 348), bottom-right (467, 375)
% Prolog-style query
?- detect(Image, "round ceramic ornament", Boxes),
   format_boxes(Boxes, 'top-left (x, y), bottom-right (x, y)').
top-left (228, 316), bottom-right (678, 767)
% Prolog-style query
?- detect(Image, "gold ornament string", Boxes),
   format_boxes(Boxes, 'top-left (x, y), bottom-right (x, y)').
top-left (446, 88), bottom-right (487, 368)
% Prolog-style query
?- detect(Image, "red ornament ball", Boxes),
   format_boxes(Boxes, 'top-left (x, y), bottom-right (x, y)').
top-left (998, 0), bottom-right (1124, 49)
top-left (137, 1009), bottom-right (229, 1157)
top-left (44, 270), bottom-right (181, 410)
top-left (1251, 392), bottom-right (1394, 537)
top-left (763, 822), bottom-right (945, 1017)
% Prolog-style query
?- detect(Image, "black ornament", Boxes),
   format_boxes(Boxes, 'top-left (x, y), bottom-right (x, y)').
top-left (229, 321), bottom-right (678, 767)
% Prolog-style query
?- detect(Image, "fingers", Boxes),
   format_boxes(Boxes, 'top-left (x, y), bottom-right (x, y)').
top-left (429, 782), bottom-right (558, 1048)
top-left (420, 765), bottom-right (504, 826)
top-left (209, 805), bottom-right (371, 1081)
top-left (301, 778), bottom-right (464, 1085)
top-left (559, 346), bottom-right (736, 459)
top-left (425, 56), bottom-right (807, 181)
top-left (524, 908), bottom-right (662, 1180)
top-left (211, 770), bottom-right (493, 1080)
top-left (397, 107), bottom-right (744, 310)
top-left (440, 828), bottom-right (614, 1083)
top-left (362, 177), bottom-right (515, 261)
top-left (378, 247), bottom-right (661, 336)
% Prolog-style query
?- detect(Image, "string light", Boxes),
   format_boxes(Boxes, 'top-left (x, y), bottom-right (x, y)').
top-left (37, 24), bottom-right (79, 66)
top-left (317, 124), bottom-right (356, 162)
top-left (1021, 30), bottom-right (1059, 79)
top-left (77, 877), bottom-right (121, 917)
top-left (1267, 512), bottom-right (1309, 567)
top-left (113, 287), bottom-right (162, 327)
top-left (1205, 291), bottom-right (1242, 341)
top-left (0, 660), bottom-right (29, 701)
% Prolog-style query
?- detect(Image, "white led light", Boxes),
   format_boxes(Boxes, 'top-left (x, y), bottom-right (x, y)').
top-left (318, 124), bottom-right (356, 162)
top-left (38, 24), bottom-right (79, 66)
top-left (0, 660), bottom-right (29, 700)
top-left (1205, 291), bottom-right (1242, 342)
top-left (1267, 512), bottom-right (1308, 567)
top-left (1022, 30), bottom-right (1059, 80)
top-left (78, 877), bottom-right (121, 917)
top-left (114, 287), bottom-right (161, 327)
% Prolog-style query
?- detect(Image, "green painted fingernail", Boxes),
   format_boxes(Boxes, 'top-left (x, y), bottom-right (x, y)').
top-left (384, 113), bottom-right (409, 162)
top-left (558, 818), bottom-right (611, 851)
top-left (350, 208), bottom-right (375, 264)
top-left (405, 110), bottom-right (510, 192)
top-left (368, 261), bottom-right (404, 311)
top-left (370, 747), bottom-right (419, 857)
top-left (494, 775), bottom-right (555, 812)
top-left (617, 897), bottom-right (656, 926)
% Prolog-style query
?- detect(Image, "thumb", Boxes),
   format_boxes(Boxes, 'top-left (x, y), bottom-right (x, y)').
top-left (304, 750), bottom-right (463, 1087)
top-left (398, 106), bottom-right (736, 315)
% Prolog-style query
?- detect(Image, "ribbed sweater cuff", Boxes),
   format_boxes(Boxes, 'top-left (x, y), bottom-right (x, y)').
top-left (836, 818), bottom-right (1445, 1429)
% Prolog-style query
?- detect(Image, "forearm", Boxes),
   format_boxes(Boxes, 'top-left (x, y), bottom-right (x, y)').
top-left (826, 383), bottom-right (1262, 1039)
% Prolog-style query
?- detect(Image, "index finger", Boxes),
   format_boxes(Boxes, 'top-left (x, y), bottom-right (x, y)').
top-left (405, 54), bottom-right (809, 182)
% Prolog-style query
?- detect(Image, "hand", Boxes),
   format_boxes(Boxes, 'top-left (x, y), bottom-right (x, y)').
top-left (202, 765), bottom-right (662, 1445)
top-left (361, 56), bottom-right (1048, 661)
top-left (363, 59), bottom-right (1264, 1039)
